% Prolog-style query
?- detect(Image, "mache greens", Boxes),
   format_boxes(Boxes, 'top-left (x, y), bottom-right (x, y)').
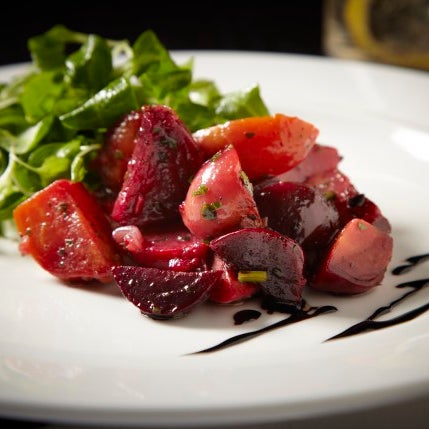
top-left (0, 25), bottom-right (269, 237)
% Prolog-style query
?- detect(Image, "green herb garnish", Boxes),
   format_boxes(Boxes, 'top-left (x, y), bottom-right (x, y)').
top-left (192, 184), bottom-right (208, 196)
top-left (238, 270), bottom-right (268, 283)
top-left (201, 201), bottom-right (221, 220)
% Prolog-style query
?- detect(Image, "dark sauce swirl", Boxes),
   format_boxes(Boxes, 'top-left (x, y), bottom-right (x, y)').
top-left (187, 253), bottom-right (429, 355)
top-left (391, 253), bottom-right (429, 275)
top-left (188, 300), bottom-right (337, 355)
top-left (325, 254), bottom-right (429, 341)
top-left (325, 279), bottom-right (429, 341)
top-left (233, 309), bottom-right (262, 325)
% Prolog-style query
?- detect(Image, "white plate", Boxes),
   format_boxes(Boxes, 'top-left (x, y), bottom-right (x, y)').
top-left (1, 52), bottom-right (429, 427)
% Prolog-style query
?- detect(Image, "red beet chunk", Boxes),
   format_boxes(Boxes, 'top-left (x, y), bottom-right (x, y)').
top-left (192, 113), bottom-right (319, 181)
top-left (308, 218), bottom-right (393, 294)
top-left (254, 181), bottom-right (340, 251)
top-left (336, 193), bottom-right (392, 233)
top-left (306, 168), bottom-right (358, 203)
top-left (210, 227), bottom-right (306, 305)
top-left (180, 145), bottom-right (263, 240)
top-left (209, 255), bottom-right (259, 304)
top-left (111, 104), bottom-right (203, 227)
top-left (94, 109), bottom-right (143, 192)
top-left (111, 266), bottom-right (222, 319)
top-left (112, 222), bottom-right (210, 271)
top-left (261, 143), bottom-right (342, 185)
top-left (13, 179), bottom-right (121, 283)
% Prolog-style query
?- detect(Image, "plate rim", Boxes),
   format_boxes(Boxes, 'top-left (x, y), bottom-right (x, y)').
top-left (1, 50), bottom-right (429, 426)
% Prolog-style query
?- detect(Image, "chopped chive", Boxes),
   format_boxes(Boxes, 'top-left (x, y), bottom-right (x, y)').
top-left (323, 190), bottom-right (336, 201)
top-left (201, 201), bottom-right (221, 220)
top-left (192, 184), bottom-right (208, 196)
top-left (240, 170), bottom-right (253, 193)
top-left (357, 221), bottom-right (368, 231)
top-left (210, 151), bottom-right (221, 162)
top-left (238, 270), bottom-right (267, 283)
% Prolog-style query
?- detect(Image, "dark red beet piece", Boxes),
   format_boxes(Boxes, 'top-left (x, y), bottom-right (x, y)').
top-left (254, 181), bottom-right (340, 251)
top-left (111, 266), bottom-right (222, 319)
top-left (210, 227), bottom-right (306, 305)
top-left (336, 193), bottom-right (392, 233)
top-left (111, 104), bottom-right (203, 227)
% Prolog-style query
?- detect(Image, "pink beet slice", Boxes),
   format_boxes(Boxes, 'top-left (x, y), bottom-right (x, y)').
top-left (111, 104), bottom-right (203, 227)
top-left (257, 143), bottom-right (342, 186)
top-left (112, 222), bottom-right (210, 272)
top-left (180, 144), bottom-right (263, 240)
top-left (210, 227), bottom-right (306, 305)
top-left (308, 218), bottom-right (393, 294)
top-left (112, 266), bottom-right (222, 319)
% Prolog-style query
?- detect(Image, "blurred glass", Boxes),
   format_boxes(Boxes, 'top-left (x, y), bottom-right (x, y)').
top-left (323, 0), bottom-right (429, 70)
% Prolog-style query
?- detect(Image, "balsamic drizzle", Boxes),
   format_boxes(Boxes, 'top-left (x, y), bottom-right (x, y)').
top-left (188, 302), bottom-right (337, 355)
top-left (325, 279), bottom-right (429, 341)
top-left (391, 253), bottom-right (429, 275)
top-left (187, 253), bottom-right (429, 355)
top-left (233, 309), bottom-right (261, 325)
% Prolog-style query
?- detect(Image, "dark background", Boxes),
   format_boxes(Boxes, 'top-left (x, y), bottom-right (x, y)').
top-left (0, 1), bottom-right (325, 66)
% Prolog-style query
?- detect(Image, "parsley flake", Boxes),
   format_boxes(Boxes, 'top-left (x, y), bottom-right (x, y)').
top-left (192, 184), bottom-right (208, 196)
top-left (201, 201), bottom-right (221, 220)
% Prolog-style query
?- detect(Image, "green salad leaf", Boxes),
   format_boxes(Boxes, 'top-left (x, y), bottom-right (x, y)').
top-left (0, 25), bottom-right (269, 236)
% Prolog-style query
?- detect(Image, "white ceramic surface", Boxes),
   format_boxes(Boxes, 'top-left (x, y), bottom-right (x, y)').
top-left (1, 52), bottom-right (429, 427)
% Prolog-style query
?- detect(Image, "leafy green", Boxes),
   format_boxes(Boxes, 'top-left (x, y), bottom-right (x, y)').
top-left (65, 34), bottom-right (113, 93)
top-left (59, 76), bottom-right (140, 129)
top-left (0, 116), bottom-right (55, 154)
top-left (215, 84), bottom-right (269, 119)
top-left (19, 71), bottom-right (64, 122)
top-left (27, 25), bottom-right (88, 71)
top-left (0, 25), bottom-right (270, 236)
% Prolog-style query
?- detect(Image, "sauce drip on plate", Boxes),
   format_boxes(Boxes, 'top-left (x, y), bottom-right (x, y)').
top-left (189, 300), bottom-right (336, 355)
top-left (188, 252), bottom-right (429, 355)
